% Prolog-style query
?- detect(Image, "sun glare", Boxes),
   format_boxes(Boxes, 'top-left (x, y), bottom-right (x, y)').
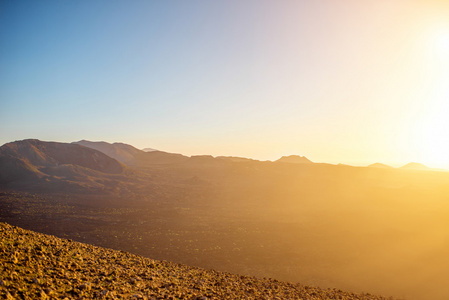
top-left (417, 106), bottom-right (449, 168)
top-left (429, 23), bottom-right (449, 61)
top-left (413, 79), bottom-right (449, 168)
top-left (435, 29), bottom-right (449, 51)
top-left (406, 22), bottom-right (449, 169)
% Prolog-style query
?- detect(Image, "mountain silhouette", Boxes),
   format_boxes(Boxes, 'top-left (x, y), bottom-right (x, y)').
top-left (73, 140), bottom-right (143, 165)
top-left (217, 156), bottom-right (257, 163)
top-left (400, 162), bottom-right (430, 170)
top-left (74, 140), bottom-right (189, 167)
top-left (0, 139), bottom-right (125, 192)
top-left (275, 155), bottom-right (312, 164)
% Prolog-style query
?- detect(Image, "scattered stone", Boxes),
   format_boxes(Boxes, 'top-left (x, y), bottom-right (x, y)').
top-left (0, 222), bottom-right (396, 300)
top-left (10, 255), bottom-right (18, 264)
top-left (78, 282), bottom-right (92, 291)
top-left (39, 290), bottom-right (49, 300)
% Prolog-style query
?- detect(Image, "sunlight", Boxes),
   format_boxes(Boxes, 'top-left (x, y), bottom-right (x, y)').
top-left (406, 22), bottom-right (449, 169)
top-left (419, 114), bottom-right (449, 168)
top-left (433, 28), bottom-right (449, 58)
top-left (427, 21), bottom-right (449, 63)
top-left (413, 87), bottom-right (449, 168)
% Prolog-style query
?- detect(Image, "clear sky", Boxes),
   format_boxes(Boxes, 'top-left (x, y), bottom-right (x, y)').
top-left (1, 0), bottom-right (449, 168)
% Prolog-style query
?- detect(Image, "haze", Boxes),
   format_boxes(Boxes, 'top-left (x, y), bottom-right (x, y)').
top-left (2, 139), bottom-right (449, 299)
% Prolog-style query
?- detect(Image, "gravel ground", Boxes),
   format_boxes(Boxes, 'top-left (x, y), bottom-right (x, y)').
top-left (0, 222), bottom-right (395, 300)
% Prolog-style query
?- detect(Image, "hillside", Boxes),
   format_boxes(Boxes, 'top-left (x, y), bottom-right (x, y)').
top-left (74, 140), bottom-right (189, 167)
top-left (73, 140), bottom-right (143, 165)
top-left (0, 139), bottom-right (123, 176)
top-left (0, 140), bottom-right (131, 193)
top-left (0, 222), bottom-right (393, 300)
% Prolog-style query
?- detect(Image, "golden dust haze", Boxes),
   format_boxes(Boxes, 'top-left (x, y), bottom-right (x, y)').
top-left (2, 1), bottom-right (449, 300)
top-left (169, 161), bottom-right (449, 300)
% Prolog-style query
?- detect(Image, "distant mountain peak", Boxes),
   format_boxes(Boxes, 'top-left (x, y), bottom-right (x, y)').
top-left (0, 139), bottom-right (124, 190)
top-left (73, 140), bottom-right (189, 166)
top-left (400, 162), bottom-right (429, 170)
top-left (275, 155), bottom-right (312, 164)
top-left (142, 148), bottom-right (157, 152)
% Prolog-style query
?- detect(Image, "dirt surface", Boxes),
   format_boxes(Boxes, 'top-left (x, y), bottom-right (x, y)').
top-left (0, 222), bottom-right (395, 300)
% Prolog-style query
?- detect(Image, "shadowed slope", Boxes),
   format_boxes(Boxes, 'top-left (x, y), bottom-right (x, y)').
top-left (74, 140), bottom-right (189, 166)
top-left (73, 140), bottom-right (143, 165)
top-left (1, 139), bottom-right (123, 175)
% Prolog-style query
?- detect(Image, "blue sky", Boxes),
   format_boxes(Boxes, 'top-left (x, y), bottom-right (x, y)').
top-left (2, 1), bottom-right (449, 167)
top-left (1, 1), bottom-right (290, 141)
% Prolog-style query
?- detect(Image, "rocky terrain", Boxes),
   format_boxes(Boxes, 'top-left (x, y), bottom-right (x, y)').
top-left (0, 222), bottom-right (394, 300)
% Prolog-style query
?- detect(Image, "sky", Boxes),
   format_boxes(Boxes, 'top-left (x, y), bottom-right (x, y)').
top-left (1, 0), bottom-right (449, 168)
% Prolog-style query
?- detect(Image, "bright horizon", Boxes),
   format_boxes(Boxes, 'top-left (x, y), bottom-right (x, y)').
top-left (1, 0), bottom-right (449, 169)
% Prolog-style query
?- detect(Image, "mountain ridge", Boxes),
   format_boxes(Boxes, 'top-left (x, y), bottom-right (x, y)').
top-left (72, 140), bottom-right (143, 165)
top-left (73, 140), bottom-right (189, 166)
top-left (0, 139), bottom-right (127, 193)
top-left (399, 162), bottom-right (429, 170)
top-left (1, 139), bottom-right (124, 175)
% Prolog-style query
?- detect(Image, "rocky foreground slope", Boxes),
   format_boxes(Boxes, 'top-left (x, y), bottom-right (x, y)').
top-left (0, 222), bottom-right (395, 300)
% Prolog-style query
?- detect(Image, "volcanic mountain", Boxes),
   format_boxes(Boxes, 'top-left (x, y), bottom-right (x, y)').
top-left (73, 140), bottom-right (188, 167)
top-left (0, 139), bottom-right (126, 192)
top-left (400, 162), bottom-right (430, 171)
top-left (73, 140), bottom-right (143, 165)
top-left (275, 155), bottom-right (312, 164)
